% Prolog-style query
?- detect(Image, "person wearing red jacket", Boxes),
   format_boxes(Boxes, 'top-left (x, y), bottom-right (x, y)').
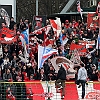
top-left (6, 84), bottom-right (16, 100)
top-left (26, 88), bottom-right (33, 100)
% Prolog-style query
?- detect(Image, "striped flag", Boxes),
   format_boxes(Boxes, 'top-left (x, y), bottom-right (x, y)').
top-left (96, 2), bottom-right (100, 14)
top-left (49, 17), bottom-right (62, 38)
top-left (38, 45), bottom-right (58, 69)
top-left (77, 0), bottom-right (83, 20)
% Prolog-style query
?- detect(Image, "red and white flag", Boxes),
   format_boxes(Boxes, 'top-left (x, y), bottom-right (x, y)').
top-left (70, 43), bottom-right (86, 56)
top-left (31, 25), bottom-right (51, 42)
top-left (96, 2), bottom-right (100, 14)
top-left (49, 17), bottom-right (61, 38)
top-left (0, 27), bottom-right (17, 44)
top-left (77, 0), bottom-right (83, 20)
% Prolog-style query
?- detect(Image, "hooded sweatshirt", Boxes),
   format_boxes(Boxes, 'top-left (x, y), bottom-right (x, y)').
top-left (78, 67), bottom-right (87, 80)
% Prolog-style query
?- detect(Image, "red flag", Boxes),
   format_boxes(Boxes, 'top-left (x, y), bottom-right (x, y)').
top-left (0, 28), bottom-right (17, 44)
top-left (87, 13), bottom-right (99, 28)
top-left (49, 18), bottom-right (61, 38)
top-left (70, 43), bottom-right (86, 56)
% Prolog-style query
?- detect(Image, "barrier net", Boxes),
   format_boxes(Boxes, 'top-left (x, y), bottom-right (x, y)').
top-left (0, 81), bottom-right (100, 100)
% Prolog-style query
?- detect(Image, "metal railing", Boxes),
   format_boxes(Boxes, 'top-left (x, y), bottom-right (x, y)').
top-left (0, 81), bottom-right (100, 100)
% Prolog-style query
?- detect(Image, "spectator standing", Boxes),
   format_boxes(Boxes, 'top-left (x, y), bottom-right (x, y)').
top-left (77, 64), bottom-right (87, 99)
top-left (85, 58), bottom-right (93, 80)
top-left (26, 63), bottom-right (33, 78)
top-left (11, 67), bottom-right (17, 82)
top-left (9, 17), bottom-right (16, 30)
top-left (37, 68), bottom-right (46, 81)
top-left (43, 59), bottom-right (51, 80)
top-left (3, 68), bottom-right (12, 82)
top-left (48, 65), bottom-right (56, 81)
top-left (17, 19), bottom-right (26, 31)
top-left (90, 64), bottom-right (98, 81)
top-left (55, 64), bottom-right (66, 99)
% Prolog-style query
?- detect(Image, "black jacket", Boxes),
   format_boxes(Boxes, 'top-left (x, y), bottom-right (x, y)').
top-left (56, 66), bottom-right (66, 80)
top-left (9, 21), bottom-right (16, 30)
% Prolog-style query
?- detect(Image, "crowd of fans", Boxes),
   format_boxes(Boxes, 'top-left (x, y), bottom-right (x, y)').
top-left (0, 17), bottom-right (100, 100)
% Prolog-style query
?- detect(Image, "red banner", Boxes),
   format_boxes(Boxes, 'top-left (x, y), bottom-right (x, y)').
top-left (87, 13), bottom-right (99, 28)
top-left (70, 43), bottom-right (87, 56)
top-left (0, 27), bottom-right (17, 44)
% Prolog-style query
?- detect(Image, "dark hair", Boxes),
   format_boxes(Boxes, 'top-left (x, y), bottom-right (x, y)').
top-left (80, 63), bottom-right (84, 67)
top-left (10, 17), bottom-right (14, 19)
top-left (2, 21), bottom-right (6, 25)
top-left (17, 29), bottom-right (22, 33)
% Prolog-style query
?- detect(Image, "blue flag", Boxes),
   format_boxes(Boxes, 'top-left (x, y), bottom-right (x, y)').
top-left (22, 29), bottom-right (29, 44)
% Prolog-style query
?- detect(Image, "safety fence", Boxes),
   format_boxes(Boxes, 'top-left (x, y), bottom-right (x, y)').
top-left (0, 81), bottom-right (100, 100)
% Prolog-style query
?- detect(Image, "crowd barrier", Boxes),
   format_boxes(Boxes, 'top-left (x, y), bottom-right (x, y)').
top-left (0, 81), bottom-right (100, 100)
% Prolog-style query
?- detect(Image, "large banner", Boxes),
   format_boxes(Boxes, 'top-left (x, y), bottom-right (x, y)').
top-left (50, 56), bottom-right (75, 79)
top-left (87, 13), bottom-right (99, 28)
top-left (0, 5), bottom-right (12, 28)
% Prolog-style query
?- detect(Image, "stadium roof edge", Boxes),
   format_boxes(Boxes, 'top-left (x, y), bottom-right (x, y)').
top-left (47, 11), bottom-right (96, 18)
